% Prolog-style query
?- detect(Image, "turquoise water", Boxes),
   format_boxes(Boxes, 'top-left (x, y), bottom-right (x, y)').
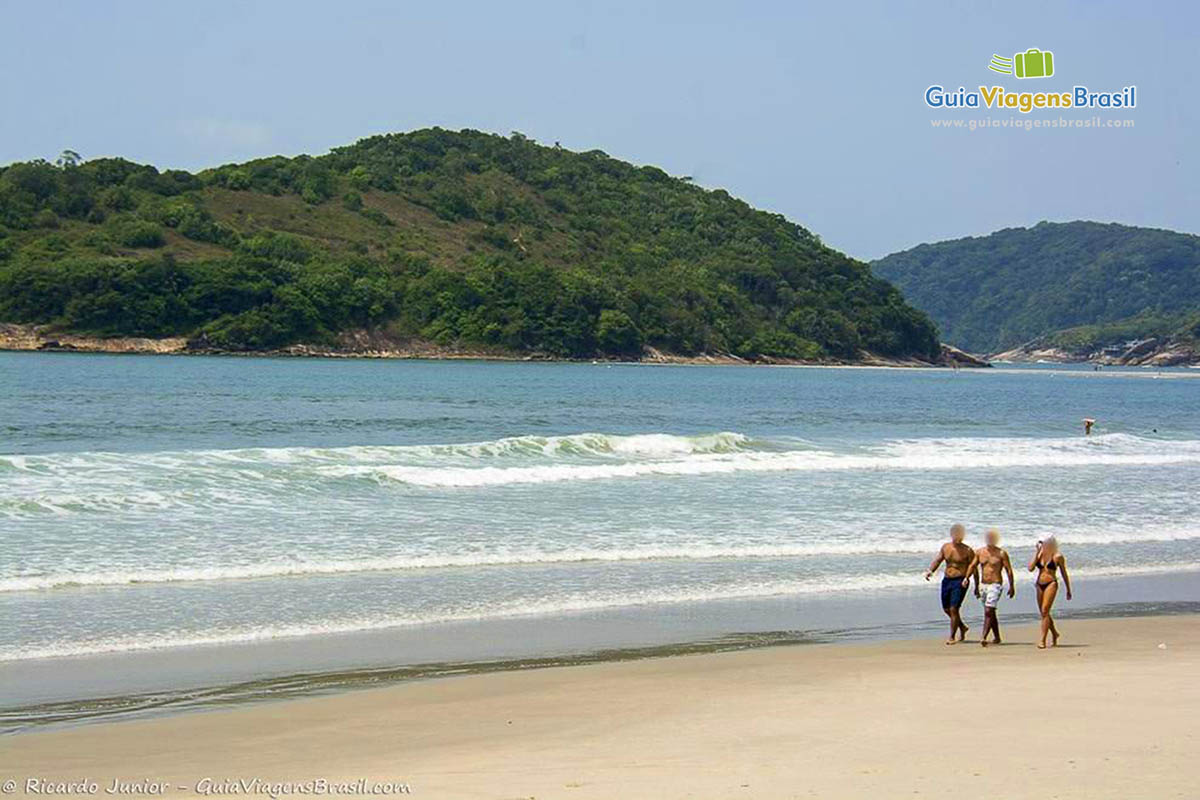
top-left (3, 352), bottom-right (1200, 668)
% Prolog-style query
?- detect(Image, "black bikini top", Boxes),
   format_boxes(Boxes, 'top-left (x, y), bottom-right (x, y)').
top-left (1037, 558), bottom-right (1058, 573)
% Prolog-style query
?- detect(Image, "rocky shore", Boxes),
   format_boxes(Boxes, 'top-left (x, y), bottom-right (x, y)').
top-left (0, 323), bottom-right (988, 368)
top-left (991, 336), bottom-right (1199, 367)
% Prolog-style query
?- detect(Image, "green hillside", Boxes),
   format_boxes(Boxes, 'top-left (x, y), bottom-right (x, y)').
top-left (0, 129), bottom-right (938, 361)
top-left (1039, 310), bottom-right (1200, 354)
top-left (872, 221), bottom-right (1200, 353)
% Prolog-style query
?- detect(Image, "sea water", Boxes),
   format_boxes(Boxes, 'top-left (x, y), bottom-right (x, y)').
top-left (2, 353), bottom-right (1199, 719)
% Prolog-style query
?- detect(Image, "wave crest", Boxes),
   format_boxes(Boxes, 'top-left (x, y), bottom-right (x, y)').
top-left (6, 526), bottom-right (1199, 593)
top-left (3, 432), bottom-right (1199, 509)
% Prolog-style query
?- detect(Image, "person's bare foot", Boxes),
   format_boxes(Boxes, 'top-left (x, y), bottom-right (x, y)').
top-left (993, 636), bottom-right (1001, 644)
top-left (1037, 642), bottom-right (1047, 649)
top-left (980, 639), bottom-right (988, 647)
top-left (958, 624), bottom-right (969, 641)
top-left (945, 638), bottom-right (958, 646)
top-left (1051, 631), bottom-right (1060, 647)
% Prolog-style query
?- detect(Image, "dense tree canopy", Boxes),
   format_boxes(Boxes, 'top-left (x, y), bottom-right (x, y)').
top-left (0, 129), bottom-right (940, 360)
top-left (873, 221), bottom-right (1200, 353)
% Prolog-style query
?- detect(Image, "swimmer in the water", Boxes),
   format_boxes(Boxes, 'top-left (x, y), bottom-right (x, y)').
top-left (1083, 418), bottom-right (1095, 436)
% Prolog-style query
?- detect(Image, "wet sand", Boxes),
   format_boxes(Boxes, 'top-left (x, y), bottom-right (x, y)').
top-left (2, 615), bottom-right (1196, 799)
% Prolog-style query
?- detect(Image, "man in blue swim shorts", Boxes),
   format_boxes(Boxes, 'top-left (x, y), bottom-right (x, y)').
top-left (925, 523), bottom-right (975, 645)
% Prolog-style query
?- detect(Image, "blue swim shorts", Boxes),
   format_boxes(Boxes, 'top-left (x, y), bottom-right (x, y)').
top-left (941, 576), bottom-right (967, 609)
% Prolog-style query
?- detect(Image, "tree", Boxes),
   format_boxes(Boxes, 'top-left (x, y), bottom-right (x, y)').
top-left (56, 150), bottom-right (82, 169)
top-left (596, 309), bottom-right (643, 356)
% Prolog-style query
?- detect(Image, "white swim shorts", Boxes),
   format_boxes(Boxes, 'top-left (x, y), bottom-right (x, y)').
top-left (980, 582), bottom-right (1003, 608)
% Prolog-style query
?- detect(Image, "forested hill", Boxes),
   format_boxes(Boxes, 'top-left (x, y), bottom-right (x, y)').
top-left (872, 221), bottom-right (1200, 354)
top-left (0, 129), bottom-right (939, 361)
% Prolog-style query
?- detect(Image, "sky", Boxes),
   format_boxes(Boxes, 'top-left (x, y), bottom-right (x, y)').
top-left (1, 0), bottom-right (1195, 259)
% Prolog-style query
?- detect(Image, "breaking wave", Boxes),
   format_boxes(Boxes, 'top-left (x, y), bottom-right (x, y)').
top-left (5, 432), bottom-right (1197, 509)
top-left (5, 526), bottom-right (1199, 593)
top-left (323, 432), bottom-right (1200, 488)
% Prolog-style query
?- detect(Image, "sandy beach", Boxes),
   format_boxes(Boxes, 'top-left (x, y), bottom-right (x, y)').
top-left (3, 615), bottom-right (1196, 799)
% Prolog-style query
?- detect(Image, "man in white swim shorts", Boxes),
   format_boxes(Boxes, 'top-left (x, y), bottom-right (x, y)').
top-left (962, 529), bottom-right (1014, 647)
top-left (980, 581), bottom-right (1003, 609)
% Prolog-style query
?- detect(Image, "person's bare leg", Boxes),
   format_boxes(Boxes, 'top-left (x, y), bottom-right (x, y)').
top-left (980, 608), bottom-right (994, 647)
top-left (1035, 584), bottom-right (1045, 647)
top-left (949, 605), bottom-right (968, 642)
top-left (1038, 582), bottom-right (1059, 649)
top-left (944, 607), bottom-right (957, 645)
top-left (1046, 593), bottom-right (1061, 646)
top-left (992, 609), bottom-right (1002, 644)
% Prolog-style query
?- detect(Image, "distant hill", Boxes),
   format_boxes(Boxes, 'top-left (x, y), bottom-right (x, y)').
top-left (872, 221), bottom-right (1200, 354)
top-left (0, 129), bottom-right (939, 362)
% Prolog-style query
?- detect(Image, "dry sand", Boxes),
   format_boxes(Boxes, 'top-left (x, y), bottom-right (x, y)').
top-left (3, 616), bottom-right (1196, 799)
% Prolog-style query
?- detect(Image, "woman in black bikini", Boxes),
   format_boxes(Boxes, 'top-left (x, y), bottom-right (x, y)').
top-left (1028, 536), bottom-right (1072, 648)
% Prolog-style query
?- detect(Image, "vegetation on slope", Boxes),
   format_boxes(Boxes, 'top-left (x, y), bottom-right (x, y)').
top-left (872, 221), bottom-right (1200, 353)
top-left (1039, 310), bottom-right (1200, 354)
top-left (0, 130), bottom-right (939, 360)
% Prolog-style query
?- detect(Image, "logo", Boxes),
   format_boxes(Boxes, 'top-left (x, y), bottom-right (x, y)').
top-left (924, 47), bottom-right (1136, 114)
top-left (989, 48), bottom-right (1054, 79)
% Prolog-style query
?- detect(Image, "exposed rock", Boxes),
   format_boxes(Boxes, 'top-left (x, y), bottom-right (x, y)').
top-left (989, 345), bottom-right (1078, 363)
top-left (642, 347), bottom-right (750, 365)
top-left (1143, 349), bottom-right (1193, 367)
top-left (938, 344), bottom-right (991, 368)
top-left (0, 324), bottom-right (43, 350)
top-left (990, 335), bottom-right (1198, 366)
top-left (1, 324), bottom-right (187, 354)
top-left (1118, 338), bottom-right (1160, 362)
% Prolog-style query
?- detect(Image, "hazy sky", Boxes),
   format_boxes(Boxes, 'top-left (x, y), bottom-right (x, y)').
top-left (1, 0), bottom-right (1195, 259)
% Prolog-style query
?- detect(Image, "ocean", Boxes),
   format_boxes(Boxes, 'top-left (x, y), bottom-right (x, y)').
top-left (3, 352), bottom-right (1199, 726)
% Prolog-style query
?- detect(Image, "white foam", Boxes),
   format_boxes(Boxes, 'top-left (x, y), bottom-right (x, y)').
top-left (0, 571), bottom-right (917, 661)
top-left (0, 432), bottom-right (762, 516)
top-left (5, 524), bottom-right (1200, 593)
top-left (0, 431), bottom-right (755, 472)
top-left (0, 545), bottom-right (952, 592)
top-left (328, 434), bottom-right (1200, 487)
top-left (4, 433), bottom-right (1198, 505)
top-left (7, 561), bottom-right (1199, 662)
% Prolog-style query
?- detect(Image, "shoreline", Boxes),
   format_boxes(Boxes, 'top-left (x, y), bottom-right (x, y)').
top-left (0, 323), bottom-right (986, 368)
top-left (5, 581), bottom-right (1198, 735)
top-left (2, 614), bottom-right (1195, 799)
